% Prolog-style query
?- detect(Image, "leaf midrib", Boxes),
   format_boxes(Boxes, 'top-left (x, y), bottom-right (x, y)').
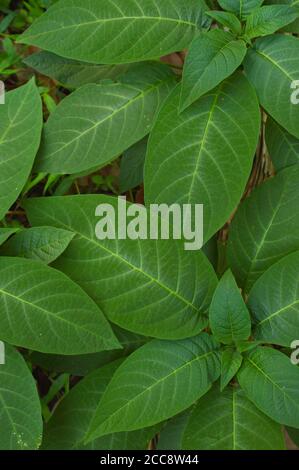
top-left (88, 349), bottom-right (218, 439)
top-left (255, 49), bottom-right (295, 81)
top-left (246, 355), bottom-right (299, 412)
top-left (0, 285), bottom-right (106, 341)
top-left (257, 299), bottom-right (299, 326)
top-left (43, 76), bottom-right (174, 160)
top-left (21, 16), bottom-right (199, 42)
top-left (29, 207), bottom-right (200, 313)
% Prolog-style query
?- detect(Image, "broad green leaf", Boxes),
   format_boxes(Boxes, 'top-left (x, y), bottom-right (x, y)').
top-left (245, 5), bottom-right (299, 39)
top-left (0, 227), bottom-right (74, 264)
top-left (0, 79), bottom-right (42, 221)
top-left (244, 34), bottom-right (299, 139)
top-left (180, 30), bottom-right (246, 110)
top-left (42, 360), bottom-right (158, 449)
top-left (157, 410), bottom-right (191, 450)
top-left (286, 427), bottom-right (299, 447)
top-left (35, 63), bottom-right (176, 175)
top-left (24, 51), bottom-right (133, 88)
top-left (238, 347), bottom-right (299, 428)
top-left (220, 348), bottom-right (243, 390)
top-left (218, 0), bottom-right (264, 17)
top-left (0, 257), bottom-right (119, 354)
top-left (206, 11), bottom-right (242, 34)
top-left (18, 0), bottom-right (208, 64)
top-left (248, 251), bottom-right (299, 347)
top-left (30, 326), bottom-right (148, 376)
top-left (264, 0), bottom-right (299, 33)
top-left (228, 165), bottom-right (299, 291)
top-left (182, 385), bottom-right (285, 450)
top-left (25, 195), bottom-right (218, 339)
top-left (86, 333), bottom-right (221, 440)
top-left (209, 270), bottom-right (251, 345)
top-left (120, 138), bottom-right (147, 193)
top-left (0, 344), bottom-right (42, 450)
top-left (266, 117), bottom-right (299, 171)
top-left (0, 228), bottom-right (18, 247)
top-left (145, 72), bottom-right (260, 243)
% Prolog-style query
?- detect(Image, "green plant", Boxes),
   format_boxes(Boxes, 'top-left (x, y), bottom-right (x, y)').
top-left (0, 0), bottom-right (299, 451)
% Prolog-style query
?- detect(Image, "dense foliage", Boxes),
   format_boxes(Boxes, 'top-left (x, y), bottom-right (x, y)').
top-left (0, 0), bottom-right (299, 450)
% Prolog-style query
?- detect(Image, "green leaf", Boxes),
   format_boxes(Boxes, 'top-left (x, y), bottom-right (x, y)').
top-left (0, 227), bottom-right (74, 264)
top-left (0, 257), bottom-right (120, 354)
top-left (228, 165), bottom-right (299, 291)
top-left (145, 72), bottom-right (260, 243)
top-left (182, 385), bottom-right (285, 450)
top-left (0, 79), bottom-right (42, 221)
top-left (206, 10), bottom-right (242, 34)
top-left (157, 410), bottom-right (191, 450)
top-left (86, 334), bottom-right (221, 441)
top-left (35, 63), bottom-right (176, 175)
top-left (24, 51), bottom-right (133, 88)
top-left (218, 0), bottom-right (264, 17)
top-left (238, 347), bottom-right (299, 428)
top-left (244, 34), bottom-right (299, 139)
top-left (18, 0), bottom-right (208, 64)
top-left (248, 251), bottom-right (299, 347)
top-left (120, 138), bottom-right (147, 193)
top-left (220, 348), bottom-right (243, 391)
top-left (0, 344), bottom-right (42, 450)
top-left (236, 340), bottom-right (261, 353)
top-left (25, 195), bottom-right (218, 339)
top-left (180, 30), bottom-right (246, 110)
top-left (209, 270), bottom-right (251, 345)
top-left (42, 360), bottom-right (158, 449)
top-left (245, 5), bottom-right (299, 39)
top-left (286, 427), bottom-right (299, 447)
top-left (30, 326), bottom-right (148, 376)
top-left (0, 228), bottom-right (18, 247)
top-left (264, 0), bottom-right (299, 33)
top-left (266, 117), bottom-right (299, 172)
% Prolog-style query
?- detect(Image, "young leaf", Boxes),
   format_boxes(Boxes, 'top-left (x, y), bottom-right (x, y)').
top-left (25, 195), bottom-right (218, 339)
top-left (244, 34), bottom-right (299, 139)
top-left (145, 72), bottom-right (260, 243)
top-left (0, 227), bottom-right (74, 264)
top-left (238, 347), bottom-right (299, 428)
top-left (35, 63), bottom-right (176, 175)
top-left (86, 334), bottom-right (220, 441)
top-left (206, 11), bottom-right (242, 34)
top-left (42, 360), bottom-right (158, 450)
top-left (18, 0), bottom-right (208, 64)
top-left (0, 79), bottom-right (42, 221)
top-left (220, 348), bottom-right (243, 391)
top-left (228, 165), bottom-right (299, 291)
top-left (266, 117), bottom-right (299, 172)
top-left (0, 344), bottom-right (42, 450)
top-left (182, 385), bottom-right (285, 450)
top-left (180, 30), bottom-right (246, 110)
top-left (245, 5), bottom-right (299, 39)
top-left (218, 0), bottom-right (264, 17)
top-left (209, 270), bottom-right (251, 345)
top-left (120, 138), bottom-right (147, 193)
top-left (248, 251), bottom-right (299, 347)
top-left (0, 228), bottom-right (18, 247)
top-left (30, 326), bottom-right (148, 376)
top-left (24, 52), bottom-right (133, 88)
top-left (0, 257), bottom-right (120, 354)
